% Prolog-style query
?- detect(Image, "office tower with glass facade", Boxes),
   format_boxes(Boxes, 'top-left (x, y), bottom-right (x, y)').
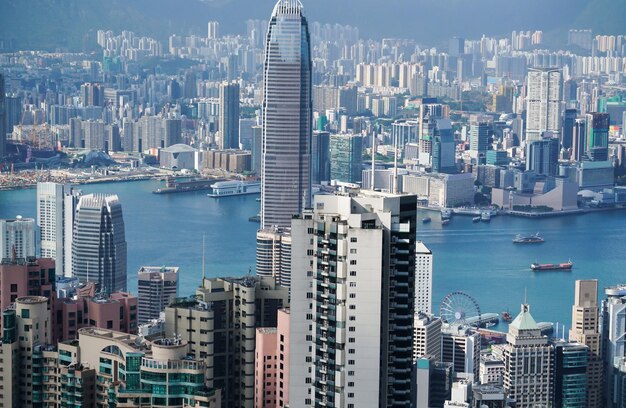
top-left (586, 112), bottom-right (610, 161)
top-left (72, 194), bottom-right (127, 292)
top-left (0, 73), bottom-right (5, 159)
top-left (554, 341), bottom-right (588, 408)
top-left (218, 81), bottom-right (240, 149)
top-left (330, 132), bottom-right (363, 183)
top-left (525, 67), bottom-right (563, 142)
top-left (261, 0), bottom-right (312, 229)
top-left (311, 130), bottom-right (330, 184)
top-left (526, 138), bottom-right (559, 176)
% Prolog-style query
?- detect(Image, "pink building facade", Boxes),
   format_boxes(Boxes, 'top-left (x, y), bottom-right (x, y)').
top-left (254, 308), bottom-right (290, 408)
top-left (54, 289), bottom-right (138, 342)
top-left (0, 258), bottom-right (55, 332)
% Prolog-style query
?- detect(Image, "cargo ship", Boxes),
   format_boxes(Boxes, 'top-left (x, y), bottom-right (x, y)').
top-left (530, 260), bottom-right (573, 271)
top-left (513, 233), bottom-right (544, 244)
top-left (207, 180), bottom-right (261, 197)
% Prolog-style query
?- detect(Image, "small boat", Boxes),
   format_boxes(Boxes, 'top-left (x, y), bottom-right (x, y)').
top-left (422, 217), bottom-right (432, 224)
top-left (441, 219), bottom-right (450, 226)
top-left (441, 209), bottom-right (452, 219)
top-left (486, 322), bottom-right (496, 328)
top-left (530, 260), bottom-right (573, 271)
top-left (513, 233), bottom-right (544, 244)
top-left (501, 311), bottom-right (513, 322)
top-left (481, 212), bottom-right (491, 222)
top-left (472, 216), bottom-right (481, 223)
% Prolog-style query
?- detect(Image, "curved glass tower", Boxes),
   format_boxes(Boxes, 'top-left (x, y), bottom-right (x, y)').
top-left (261, 0), bottom-right (312, 229)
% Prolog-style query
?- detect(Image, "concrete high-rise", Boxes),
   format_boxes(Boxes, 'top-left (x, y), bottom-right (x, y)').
top-left (501, 303), bottom-right (554, 408)
top-left (255, 227), bottom-right (292, 287)
top-left (415, 241), bottom-right (433, 315)
top-left (568, 280), bottom-right (602, 408)
top-left (0, 73), bottom-right (6, 159)
top-left (289, 191), bottom-right (418, 407)
top-left (218, 81), bottom-right (240, 149)
top-left (525, 67), bottom-right (563, 142)
top-left (165, 276), bottom-right (289, 408)
top-left (72, 194), bottom-right (127, 293)
top-left (137, 266), bottom-right (179, 324)
top-left (0, 216), bottom-right (35, 260)
top-left (261, 0), bottom-right (312, 229)
top-left (37, 182), bottom-right (81, 277)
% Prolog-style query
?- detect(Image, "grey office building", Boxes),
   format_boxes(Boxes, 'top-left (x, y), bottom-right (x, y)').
top-left (72, 194), bottom-right (127, 293)
top-left (219, 81), bottom-right (240, 149)
top-left (261, 0), bottom-right (312, 228)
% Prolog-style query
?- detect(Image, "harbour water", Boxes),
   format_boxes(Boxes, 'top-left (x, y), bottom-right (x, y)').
top-left (1, 178), bottom-right (625, 332)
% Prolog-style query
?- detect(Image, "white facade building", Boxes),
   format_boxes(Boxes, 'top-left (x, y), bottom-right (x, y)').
top-left (525, 67), bottom-right (563, 142)
top-left (415, 241), bottom-right (433, 315)
top-left (0, 216), bottom-right (35, 260)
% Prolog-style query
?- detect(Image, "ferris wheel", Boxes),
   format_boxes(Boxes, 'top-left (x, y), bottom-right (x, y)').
top-left (439, 291), bottom-right (481, 326)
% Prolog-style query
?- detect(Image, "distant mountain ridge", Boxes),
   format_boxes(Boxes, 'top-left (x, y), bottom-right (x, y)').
top-left (1, 0), bottom-right (624, 51)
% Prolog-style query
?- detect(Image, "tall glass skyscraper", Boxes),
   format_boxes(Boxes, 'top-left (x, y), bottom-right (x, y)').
top-left (72, 194), bottom-right (127, 293)
top-left (261, 0), bottom-right (312, 229)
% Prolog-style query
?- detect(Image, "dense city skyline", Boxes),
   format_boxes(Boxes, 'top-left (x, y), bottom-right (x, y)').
top-left (2, 0), bottom-right (626, 406)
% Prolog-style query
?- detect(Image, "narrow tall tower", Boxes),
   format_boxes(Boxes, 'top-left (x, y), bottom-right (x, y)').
top-left (72, 194), bottom-right (127, 293)
top-left (261, 0), bottom-right (312, 229)
top-left (569, 280), bottom-right (602, 408)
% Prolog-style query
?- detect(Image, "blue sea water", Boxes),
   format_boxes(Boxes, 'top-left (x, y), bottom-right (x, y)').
top-left (1, 179), bottom-right (625, 332)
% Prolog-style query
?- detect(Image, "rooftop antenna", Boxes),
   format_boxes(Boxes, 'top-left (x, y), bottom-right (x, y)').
top-left (371, 134), bottom-right (376, 190)
top-left (202, 234), bottom-right (206, 280)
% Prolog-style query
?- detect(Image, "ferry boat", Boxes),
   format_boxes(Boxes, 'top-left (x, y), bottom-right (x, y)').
top-left (422, 217), bottom-right (432, 224)
top-left (530, 260), bottom-right (573, 271)
top-left (513, 233), bottom-right (544, 244)
top-left (207, 180), bottom-right (261, 197)
top-left (441, 209), bottom-right (452, 219)
top-left (480, 212), bottom-right (491, 222)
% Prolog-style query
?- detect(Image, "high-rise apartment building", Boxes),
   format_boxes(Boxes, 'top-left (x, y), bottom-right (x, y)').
top-left (254, 308), bottom-right (291, 408)
top-left (165, 276), bottom-right (289, 408)
top-left (289, 191), bottom-right (418, 407)
top-left (261, 0), bottom-right (312, 229)
top-left (0, 258), bottom-right (55, 333)
top-left (568, 279), bottom-right (602, 408)
top-left (137, 266), bottom-right (179, 323)
top-left (415, 241), bottom-right (433, 315)
top-left (219, 81), bottom-right (240, 149)
top-left (37, 182), bottom-right (81, 277)
top-left (0, 215), bottom-right (35, 260)
top-left (256, 227), bottom-right (292, 287)
top-left (80, 82), bottom-right (105, 107)
top-left (207, 21), bottom-right (220, 39)
top-left (501, 303), bottom-right (554, 407)
top-left (0, 73), bottom-right (6, 159)
top-left (72, 194), bottom-right (127, 292)
top-left (329, 133), bottom-right (363, 183)
top-left (525, 67), bottom-right (563, 142)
